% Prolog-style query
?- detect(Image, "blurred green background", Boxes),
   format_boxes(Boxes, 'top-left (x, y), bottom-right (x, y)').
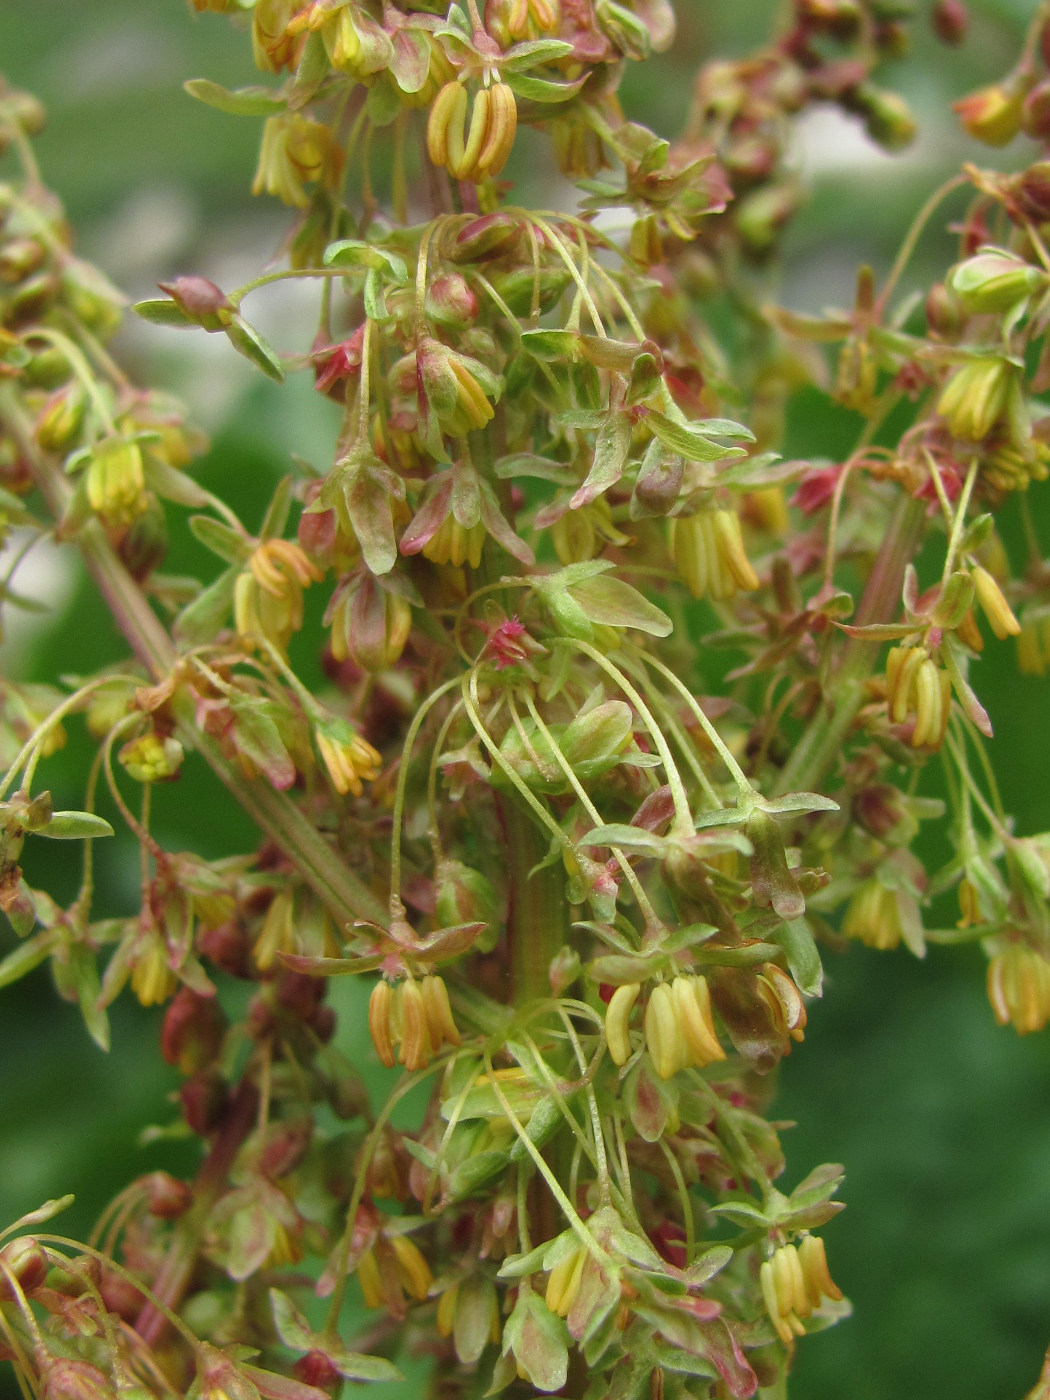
top-left (3, 2), bottom-right (1050, 1398)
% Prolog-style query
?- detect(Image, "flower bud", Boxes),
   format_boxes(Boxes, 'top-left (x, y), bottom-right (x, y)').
top-left (954, 79), bottom-right (1027, 146)
top-left (842, 878), bottom-right (903, 950)
top-left (0, 1236), bottom-right (49, 1296)
top-left (180, 1069), bottom-right (229, 1134)
top-left (161, 987), bottom-right (227, 1074)
top-left (144, 1171), bottom-right (193, 1219)
top-left (925, 281), bottom-right (966, 340)
top-left (932, 0), bottom-right (968, 44)
top-left (987, 943), bottom-right (1050, 1034)
top-left (937, 356), bottom-right (1013, 442)
top-left (756, 964), bottom-right (808, 1044)
top-left (118, 732), bottom-right (184, 783)
top-left (644, 982), bottom-right (687, 1080)
top-left (156, 276), bottom-right (233, 331)
top-left (948, 250), bottom-right (1046, 315)
top-left (118, 490), bottom-right (169, 581)
top-left (35, 383), bottom-right (87, 452)
top-left (747, 808), bottom-right (805, 920)
top-left (669, 509), bottom-right (760, 600)
top-left (1023, 81), bottom-right (1050, 142)
top-left (545, 1245), bottom-right (586, 1318)
top-left (251, 0), bottom-right (302, 73)
top-left (848, 83), bottom-right (917, 151)
top-left (0, 237), bottom-right (45, 284)
top-left (85, 437), bottom-right (147, 527)
top-left (426, 272), bottom-right (479, 329)
top-left (1010, 163), bottom-right (1050, 224)
top-left (442, 212), bottom-right (523, 263)
top-left (417, 337), bottom-right (500, 437)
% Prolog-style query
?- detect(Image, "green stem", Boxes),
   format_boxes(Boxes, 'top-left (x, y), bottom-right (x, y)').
top-left (774, 492), bottom-right (927, 796)
top-left (498, 792), bottom-right (567, 1006)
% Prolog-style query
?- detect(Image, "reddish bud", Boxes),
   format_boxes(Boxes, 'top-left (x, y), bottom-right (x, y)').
top-left (0, 1237), bottom-right (48, 1296)
top-left (925, 281), bottom-right (965, 340)
top-left (932, 0), bottom-right (968, 44)
top-left (292, 1353), bottom-right (342, 1394)
top-left (161, 987), bottom-right (227, 1074)
top-left (145, 1171), bottom-right (193, 1219)
top-left (180, 1069), bottom-right (229, 1135)
top-left (40, 1357), bottom-right (114, 1400)
top-left (276, 969), bottom-right (325, 1020)
top-left (1012, 163), bottom-right (1050, 223)
top-left (444, 212), bottom-right (522, 263)
top-left (197, 919), bottom-right (253, 979)
top-left (156, 276), bottom-right (232, 330)
top-left (425, 272), bottom-right (478, 329)
top-left (854, 783), bottom-right (910, 841)
top-left (259, 1117), bottom-right (313, 1178)
top-left (1023, 81), bottom-right (1050, 141)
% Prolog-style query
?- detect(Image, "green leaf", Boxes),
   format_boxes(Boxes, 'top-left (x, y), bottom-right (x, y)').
top-left (502, 38), bottom-right (575, 69)
top-left (183, 78), bottom-right (286, 116)
top-left (175, 565), bottom-right (238, 645)
top-left (323, 240), bottom-right (408, 282)
top-left (133, 298), bottom-right (195, 328)
top-left (189, 515), bottom-right (250, 565)
top-left (230, 697), bottom-right (296, 791)
top-left (0, 928), bottom-right (57, 989)
top-left (503, 70), bottom-right (588, 104)
top-left (225, 316), bottom-right (285, 382)
top-left (503, 1288), bottom-right (569, 1393)
top-left (269, 1289), bottom-right (314, 1354)
top-left (144, 456), bottom-right (213, 509)
top-left (259, 475), bottom-right (294, 541)
top-left (37, 811), bottom-right (114, 840)
top-left (773, 917), bottom-right (823, 997)
top-left (647, 411), bottom-right (747, 462)
top-left (570, 573), bottom-right (672, 637)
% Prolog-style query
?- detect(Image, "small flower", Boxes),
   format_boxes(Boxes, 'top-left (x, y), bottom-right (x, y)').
top-left (367, 975), bottom-right (461, 1070)
top-left (644, 975), bottom-right (725, 1080)
top-left (416, 337), bottom-right (502, 438)
top-left (251, 0), bottom-right (303, 73)
top-left (234, 538), bottom-right (323, 651)
top-left (486, 0), bottom-right (560, 45)
top-left (760, 1237), bottom-right (843, 1346)
top-left (85, 437), bottom-right (147, 528)
top-left (987, 943), bottom-right (1050, 1034)
top-left (357, 1234), bottom-right (433, 1313)
top-left (842, 877), bottom-right (909, 951)
top-left (937, 356), bottom-right (1016, 442)
top-left (426, 80), bottom-right (518, 183)
top-left (326, 573), bottom-right (413, 671)
top-left (544, 1244), bottom-right (586, 1318)
top-left (130, 928), bottom-right (177, 1008)
top-left (252, 115), bottom-right (342, 208)
top-left (668, 509), bottom-right (760, 600)
top-left (981, 433), bottom-right (1050, 494)
top-left (953, 79), bottom-right (1027, 146)
top-left (884, 645), bottom-right (951, 749)
top-left (755, 963), bottom-right (807, 1044)
top-left (118, 731), bottom-right (185, 783)
top-left (314, 717), bottom-right (382, 797)
top-left (1017, 614), bottom-right (1050, 675)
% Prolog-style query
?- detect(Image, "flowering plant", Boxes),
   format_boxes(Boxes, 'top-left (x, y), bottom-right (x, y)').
top-left (3, 1), bottom-right (1050, 1398)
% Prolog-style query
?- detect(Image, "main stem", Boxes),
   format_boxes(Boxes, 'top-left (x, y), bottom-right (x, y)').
top-left (774, 492), bottom-right (927, 796)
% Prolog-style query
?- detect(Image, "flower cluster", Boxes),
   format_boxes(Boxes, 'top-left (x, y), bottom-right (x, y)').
top-left (4, 1), bottom-right (1050, 1398)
